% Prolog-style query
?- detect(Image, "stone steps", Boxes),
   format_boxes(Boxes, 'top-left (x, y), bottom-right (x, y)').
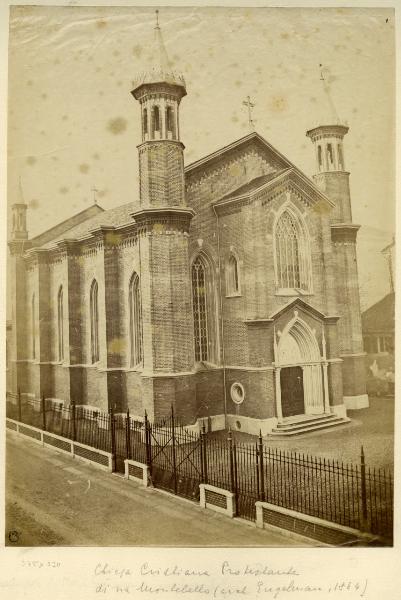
top-left (268, 414), bottom-right (350, 437)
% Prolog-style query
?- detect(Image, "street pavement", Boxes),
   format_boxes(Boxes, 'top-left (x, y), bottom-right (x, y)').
top-left (6, 431), bottom-right (314, 547)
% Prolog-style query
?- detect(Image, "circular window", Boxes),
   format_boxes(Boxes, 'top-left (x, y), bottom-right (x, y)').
top-left (231, 382), bottom-right (245, 405)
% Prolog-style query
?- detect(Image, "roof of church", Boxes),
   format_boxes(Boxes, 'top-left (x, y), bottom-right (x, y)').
top-left (38, 202), bottom-right (134, 249)
top-left (361, 292), bottom-right (395, 334)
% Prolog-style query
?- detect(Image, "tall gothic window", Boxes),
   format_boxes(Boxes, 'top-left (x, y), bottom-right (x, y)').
top-left (129, 273), bottom-right (143, 367)
top-left (226, 254), bottom-right (240, 296)
top-left (192, 256), bottom-right (209, 362)
top-left (31, 293), bottom-right (36, 359)
top-left (275, 209), bottom-right (310, 292)
top-left (57, 286), bottom-right (64, 361)
top-left (90, 280), bottom-right (99, 363)
top-left (337, 144), bottom-right (344, 170)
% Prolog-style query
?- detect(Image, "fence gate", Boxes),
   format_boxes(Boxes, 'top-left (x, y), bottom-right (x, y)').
top-left (147, 409), bottom-right (203, 502)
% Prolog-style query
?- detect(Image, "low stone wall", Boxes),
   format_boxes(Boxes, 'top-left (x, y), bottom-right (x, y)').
top-left (124, 459), bottom-right (149, 486)
top-left (200, 483), bottom-right (235, 518)
top-left (6, 418), bottom-right (113, 472)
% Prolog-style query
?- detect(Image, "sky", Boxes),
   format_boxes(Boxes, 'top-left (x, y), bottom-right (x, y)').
top-left (6, 5), bottom-right (395, 309)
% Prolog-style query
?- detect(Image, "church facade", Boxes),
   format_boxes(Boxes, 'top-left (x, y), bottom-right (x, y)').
top-left (7, 21), bottom-right (368, 436)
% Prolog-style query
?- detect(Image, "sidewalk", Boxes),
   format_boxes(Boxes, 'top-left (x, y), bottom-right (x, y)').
top-left (6, 431), bottom-right (315, 547)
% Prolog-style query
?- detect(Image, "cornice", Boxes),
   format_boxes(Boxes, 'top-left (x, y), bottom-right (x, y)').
top-left (331, 223), bottom-right (360, 244)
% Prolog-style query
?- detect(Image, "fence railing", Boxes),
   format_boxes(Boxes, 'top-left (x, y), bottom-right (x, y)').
top-left (6, 393), bottom-right (393, 541)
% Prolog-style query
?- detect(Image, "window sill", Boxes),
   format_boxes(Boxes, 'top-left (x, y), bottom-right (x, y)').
top-left (275, 289), bottom-right (313, 297)
top-left (225, 292), bottom-right (242, 298)
top-left (194, 361), bottom-right (222, 372)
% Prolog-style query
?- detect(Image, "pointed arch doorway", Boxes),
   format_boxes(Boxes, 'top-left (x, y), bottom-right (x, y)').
top-left (275, 315), bottom-right (328, 419)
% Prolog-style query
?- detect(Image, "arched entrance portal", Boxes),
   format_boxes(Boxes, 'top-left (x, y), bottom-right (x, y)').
top-left (276, 316), bottom-right (326, 418)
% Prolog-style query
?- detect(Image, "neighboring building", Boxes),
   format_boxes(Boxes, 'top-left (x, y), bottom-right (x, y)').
top-left (7, 19), bottom-right (368, 436)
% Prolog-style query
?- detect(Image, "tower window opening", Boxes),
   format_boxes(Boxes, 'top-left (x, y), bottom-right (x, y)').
top-left (166, 105), bottom-right (175, 138)
top-left (143, 107), bottom-right (148, 138)
top-left (337, 144), bottom-right (343, 170)
top-left (327, 143), bottom-right (334, 169)
top-left (317, 145), bottom-right (323, 170)
top-left (152, 105), bottom-right (160, 137)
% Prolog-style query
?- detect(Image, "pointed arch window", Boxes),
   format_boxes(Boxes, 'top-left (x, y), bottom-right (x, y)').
top-left (129, 273), bottom-right (143, 367)
top-left (226, 254), bottom-right (240, 296)
top-left (31, 293), bottom-right (36, 359)
top-left (192, 254), bottom-right (219, 364)
top-left (90, 280), bottom-right (99, 363)
top-left (57, 286), bottom-right (64, 361)
top-left (275, 209), bottom-right (311, 292)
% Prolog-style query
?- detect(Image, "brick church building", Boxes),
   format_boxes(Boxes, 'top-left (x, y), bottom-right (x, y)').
top-left (8, 18), bottom-right (368, 436)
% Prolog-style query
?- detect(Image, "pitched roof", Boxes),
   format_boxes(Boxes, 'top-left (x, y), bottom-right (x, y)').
top-left (40, 202), bottom-right (134, 249)
top-left (31, 204), bottom-right (104, 248)
top-left (361, 293), bottom-right (395, 334)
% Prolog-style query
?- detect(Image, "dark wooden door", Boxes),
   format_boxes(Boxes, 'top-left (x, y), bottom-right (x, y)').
top-left (280, 366), bottom-right (305, 417)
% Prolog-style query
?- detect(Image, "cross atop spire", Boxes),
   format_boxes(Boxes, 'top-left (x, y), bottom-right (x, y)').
top-left (132, 9), bottom-right (186, 96)
top-left (242, 96), bottom-right (256, 131)
top-left (91, 185), bottom-right (98, 205)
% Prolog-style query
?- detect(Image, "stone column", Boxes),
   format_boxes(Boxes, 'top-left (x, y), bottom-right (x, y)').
top-left (274, 367), bottom-right (283, 421)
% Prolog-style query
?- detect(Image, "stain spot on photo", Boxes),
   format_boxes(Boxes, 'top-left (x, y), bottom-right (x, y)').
top-left (107, 117), bottom-right (128, 134)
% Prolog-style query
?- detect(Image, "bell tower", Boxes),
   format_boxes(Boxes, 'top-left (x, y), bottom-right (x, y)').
top-left (306, 69), bottom-right (368, 411)
top-left (131, 10), bottom-right (187, 209)
top-left (130, 11), bottom-right (196, 421)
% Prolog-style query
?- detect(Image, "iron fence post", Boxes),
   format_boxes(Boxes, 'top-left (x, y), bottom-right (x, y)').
top-left (258, 430), bottom-right (265, 502)
top-left (17, 388), bottom-right (22, 422)
top-left (41, 394), bottom-right (47, 431)
top-left (109, 406), bottom-right (116, 472)
top-left (171, 405), bottom-right (178, 495)
top-left (71, 400), bottom-right (77, 441)
top-left (360, 445), bottom-right (368, 531)
top-left (201, 423), bottom-right (208, 484)
top-left (144, 410), bottom-right (152, 475)
top-left (125, 408), bottom-right (131, 460)
top-left (228, 429), bottom-right (238, 515)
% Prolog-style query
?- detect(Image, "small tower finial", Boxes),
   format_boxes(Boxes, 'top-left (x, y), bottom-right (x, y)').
top-left (242, 95), bottom-right (256, 132)
top-left (91, 185), bottom-right (98, 205)
top-left (155, 9), bottom-right (160, 29)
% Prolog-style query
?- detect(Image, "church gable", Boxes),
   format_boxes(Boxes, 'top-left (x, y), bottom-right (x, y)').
top-left (185, 132), bottom-right (292, 209)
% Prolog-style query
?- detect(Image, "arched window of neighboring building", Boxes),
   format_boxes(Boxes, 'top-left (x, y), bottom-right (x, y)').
top-left (90, 280), bottom-right (99, 363)
top-left (31, 293), bottom-right (36, 359)
top-left (129, 272), bottom-right (143, 367)
top-left (226, 254), bottom-right (240, 296)
top-left (58, 286), bottom-right (64, 361)
top-left (317, 145), bottom-right (323, 171)
top-left (143, 107), bottom-right (148, 138)
top-left (166, 105), bottom-right (175, 138)
top-left (275, 209), bottom-right (311, 292)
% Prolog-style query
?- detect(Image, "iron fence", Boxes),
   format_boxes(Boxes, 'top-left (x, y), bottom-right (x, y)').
top-left (6, 393), bottom-right (393, 541)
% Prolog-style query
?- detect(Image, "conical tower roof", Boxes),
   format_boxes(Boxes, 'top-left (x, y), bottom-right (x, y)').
top-left (132, 10), bottom-right (186, 97)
